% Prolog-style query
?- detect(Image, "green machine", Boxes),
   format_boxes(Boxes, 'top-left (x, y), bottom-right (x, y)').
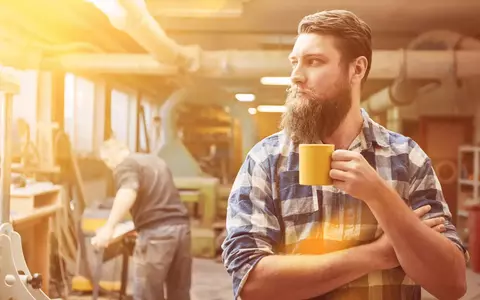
top-left (156, 87), bottom-right (257, 258)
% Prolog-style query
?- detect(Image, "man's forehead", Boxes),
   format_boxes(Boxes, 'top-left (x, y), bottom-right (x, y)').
top-left (289, 34), bottom-right (338, 59)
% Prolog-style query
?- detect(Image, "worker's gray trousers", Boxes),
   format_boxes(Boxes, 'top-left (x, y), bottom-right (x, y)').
top-left (133, 223), bottom-right (192, 300)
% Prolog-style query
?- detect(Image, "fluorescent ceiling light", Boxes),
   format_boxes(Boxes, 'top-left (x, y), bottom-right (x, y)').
top-left (248, 108), bottom-right (257, 115)
top-left (257, 105), bottom-right (286, 113)
top-left (260, 77), bottom-right (291, 86)
top-left (235, 93), bottom-right (255, 102)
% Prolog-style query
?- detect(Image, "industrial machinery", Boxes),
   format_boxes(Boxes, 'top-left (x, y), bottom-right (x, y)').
top-left (0, 70), bottom-right (50, 299)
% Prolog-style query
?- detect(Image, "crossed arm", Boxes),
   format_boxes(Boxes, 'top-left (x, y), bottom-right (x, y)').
top-left (221, 157), bottom-right (382, 300)
top-left (222, 153), bottom-right (467, 300)
top-left (364, 158), bottom-right (467, 299)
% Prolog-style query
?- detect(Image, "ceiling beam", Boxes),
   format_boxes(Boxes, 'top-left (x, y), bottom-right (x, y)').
top-left (41, 53), bottom-right (179, 75)
top-left (38, 50), bottom-right (480, 80)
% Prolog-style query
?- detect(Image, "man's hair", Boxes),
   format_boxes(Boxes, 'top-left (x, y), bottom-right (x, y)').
top-left (99, 138), bottom-right (130, 169)
top-left (298, 10), bottom-right (372, 83)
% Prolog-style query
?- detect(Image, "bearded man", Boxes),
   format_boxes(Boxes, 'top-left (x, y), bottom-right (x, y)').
top-left (221, 9), bottom-right (467, 300)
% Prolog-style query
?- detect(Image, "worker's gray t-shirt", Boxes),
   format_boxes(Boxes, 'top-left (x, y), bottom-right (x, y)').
top-left (113, 153), bottom-right (189, 230)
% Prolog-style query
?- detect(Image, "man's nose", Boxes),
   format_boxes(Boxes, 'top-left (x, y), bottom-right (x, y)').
top-left (290, 66), bottom-right (306, 85)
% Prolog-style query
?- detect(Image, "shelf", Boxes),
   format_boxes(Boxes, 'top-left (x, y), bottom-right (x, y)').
top-left (459, 179), bottom-right (478, 186)
top-left (459, 145), bottom-right (480, 153)
top-left (458, 145), bottom-right (480, 228)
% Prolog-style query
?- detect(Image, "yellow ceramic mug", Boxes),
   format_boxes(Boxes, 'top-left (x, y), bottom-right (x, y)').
top-left (299, 144), bottom-right (335, 185)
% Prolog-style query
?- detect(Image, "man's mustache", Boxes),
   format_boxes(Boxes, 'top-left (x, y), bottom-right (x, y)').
top-left (286, 86), bottom-right (315, 99)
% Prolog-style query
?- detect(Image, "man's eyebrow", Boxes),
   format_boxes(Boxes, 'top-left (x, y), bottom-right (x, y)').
top-left (288, 53), bottom-right (328, 61)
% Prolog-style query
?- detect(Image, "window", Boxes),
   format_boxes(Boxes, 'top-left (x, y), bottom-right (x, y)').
top-left (75, 77), bottom-right (95, 152)
top-left (64, 73), bottom-right (95, 153)
top-left (110, 89), bottom-right (129, 145)
top-left (0, 68), bottom-right (38, 153)
top-left (127, 94), bottom-right (138, 152)
top-left (13, 70), bottom-right (38, 141)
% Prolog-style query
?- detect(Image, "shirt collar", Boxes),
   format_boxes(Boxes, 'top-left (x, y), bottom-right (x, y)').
top-left (360, 108), bottom-right (390, 149)
top-left (287, 108), bottom-right (390, 152)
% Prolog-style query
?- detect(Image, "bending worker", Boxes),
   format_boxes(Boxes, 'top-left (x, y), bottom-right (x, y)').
top-left (91, 138), bottom-right (192, 300)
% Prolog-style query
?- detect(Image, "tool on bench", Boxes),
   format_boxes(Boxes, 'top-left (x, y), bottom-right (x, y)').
top-left (89, 224), bottom-right (136, 300)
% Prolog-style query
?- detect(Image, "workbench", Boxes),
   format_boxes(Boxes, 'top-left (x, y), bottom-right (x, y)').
top-left (9, 183), bottom-right (62, 296)
top-left (73, 207), bottom-right (136, 297)
top-left (91, 221), bottom-right (135, 300)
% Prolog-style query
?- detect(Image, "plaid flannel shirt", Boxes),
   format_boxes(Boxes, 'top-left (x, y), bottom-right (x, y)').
top-left (222, 109), bottom-right (467, 300)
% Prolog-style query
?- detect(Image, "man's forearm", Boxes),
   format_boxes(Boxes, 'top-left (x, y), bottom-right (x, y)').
top-left (241, 243), bottom-right (380, 300)
top-left (105, 188), bottom-right (136, 229)
top-left (367, 184), bottom-right (466, 299)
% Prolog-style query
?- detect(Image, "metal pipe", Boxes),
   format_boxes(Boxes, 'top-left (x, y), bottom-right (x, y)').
top-left (159, 89), bottom-right (189, 146)
top-left (362, 30), bottom-right (480, 115)
top-left (155, 89), bottom-right (206, 177)
top-left (110, 0), bottom-right (194, 69)
top-left (92, 1), bottom-right (480, 83)
top-left (0, 93), bottom-right (13, 223)
top-left (35, 50), bottom-right (480, 79)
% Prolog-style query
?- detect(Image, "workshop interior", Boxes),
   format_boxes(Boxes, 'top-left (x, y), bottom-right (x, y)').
top-left (2, 0), bottom-right (480, 299)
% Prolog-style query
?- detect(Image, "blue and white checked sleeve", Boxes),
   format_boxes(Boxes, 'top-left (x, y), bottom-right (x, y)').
top-left (408, 151), bottom-right (468, 261)
top-left (221, 151), bottom-right (283, 299)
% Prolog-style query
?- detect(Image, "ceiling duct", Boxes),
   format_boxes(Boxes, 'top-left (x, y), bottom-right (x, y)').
top-left (362, 30), bottom-right (480, 115)
top-left (80, 1), bottom-right (480, 82)
top-left (37, 50), bottom-right (480, 80)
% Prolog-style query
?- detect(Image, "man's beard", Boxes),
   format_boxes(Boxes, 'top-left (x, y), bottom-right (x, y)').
top-left (280, 77), bottom-right (352, 144)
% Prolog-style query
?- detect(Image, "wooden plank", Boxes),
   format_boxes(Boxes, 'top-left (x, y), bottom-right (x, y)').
top-left (10, 203), bottom-right (61, 296)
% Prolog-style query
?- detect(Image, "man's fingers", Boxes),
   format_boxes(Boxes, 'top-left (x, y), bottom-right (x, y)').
top-left (331, 149), bottom-right (359, 161)
top-left (413, 205), bottom-right (431, 218)
top-left (422, 217), bottom-right (445, 228)
top-left (433, 224), bottom-right (446, 233)
top-left (330, 169), bottom-right (352, 181)
top-left (91, 236), bottom-right (108, 250)
top-left (331, 161), bottom-right (350, 171)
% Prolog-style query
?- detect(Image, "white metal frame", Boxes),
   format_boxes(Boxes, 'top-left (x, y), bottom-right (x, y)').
top-left (457, 145), bottom-right (480, 218)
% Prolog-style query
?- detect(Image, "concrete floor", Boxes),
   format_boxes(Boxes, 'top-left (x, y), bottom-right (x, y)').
top-left (67, 258), bottom-right (480, 300)
top-left (194, 259), bottom-right (480, 300)
top-left (195, 260), bottom-right (480, 300)
top-left (67, 258), bottom-right (232, 300)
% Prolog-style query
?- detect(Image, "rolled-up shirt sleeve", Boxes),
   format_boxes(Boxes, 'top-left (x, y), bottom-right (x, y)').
top-left (221, 151), bottom-right (282, 299)
top-left (408, 155), bottom-right (469, 262)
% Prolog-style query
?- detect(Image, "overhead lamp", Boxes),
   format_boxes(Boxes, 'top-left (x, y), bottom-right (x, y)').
top-left (248, 108), bottom-right (257, 115)
top-left (257, 105), bottom-right (286, 113)
top-left (260, 77), bottom-right (291, 86)
top-left (235, 93), bottom-right (255, 102)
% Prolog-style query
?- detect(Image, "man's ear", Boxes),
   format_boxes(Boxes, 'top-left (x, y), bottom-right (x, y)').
top-left (351, 56), bottom-right (368, 84)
